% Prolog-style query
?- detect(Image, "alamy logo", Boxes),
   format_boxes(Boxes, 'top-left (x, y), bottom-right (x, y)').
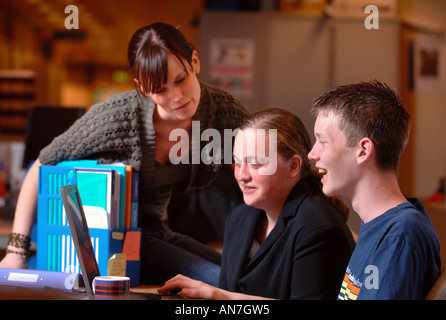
top-left (169, 121), bottom-right (278, 175)
top-left (364, 265), bottom-right (379, 289)
top-left (64, 5), bottom-right (380, 32)
top-left (364, 5), bottom-right (379, 30)
top-left (64, 5), bottom-right (79, 30)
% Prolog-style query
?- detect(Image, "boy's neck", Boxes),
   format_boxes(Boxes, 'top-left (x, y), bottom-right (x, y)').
top-left (352, 170), bottom-right (407, 224)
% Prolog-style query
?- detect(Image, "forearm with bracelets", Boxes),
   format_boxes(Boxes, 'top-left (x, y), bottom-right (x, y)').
top-left (6, 232), bottom-right (31, 261)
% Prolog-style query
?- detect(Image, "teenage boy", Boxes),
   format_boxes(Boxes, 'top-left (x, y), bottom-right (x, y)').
top-left (308, 80), bottom-right (441, 300)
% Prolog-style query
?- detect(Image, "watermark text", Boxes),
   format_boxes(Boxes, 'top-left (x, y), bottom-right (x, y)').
top-left (65, 5), bottom-right (79, 29)
top-left (169, 121), bottom-right (278, 175)
top-left (364, 5), bottom-right (379, 30)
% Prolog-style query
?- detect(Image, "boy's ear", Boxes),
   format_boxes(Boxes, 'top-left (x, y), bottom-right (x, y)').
top-left (356, 137), bottom-right (375, 165)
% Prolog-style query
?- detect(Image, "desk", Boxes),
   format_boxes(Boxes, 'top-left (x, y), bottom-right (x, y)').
top-left (0, 283), bottom-right (177, 300)
top-left (424, 201), bottom-right (446, 267)
top-left (131, 284), bottom-right (162, 294)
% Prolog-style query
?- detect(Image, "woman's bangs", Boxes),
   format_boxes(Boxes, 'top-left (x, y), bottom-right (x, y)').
top-left (136, 47), bottom-right (168, 95)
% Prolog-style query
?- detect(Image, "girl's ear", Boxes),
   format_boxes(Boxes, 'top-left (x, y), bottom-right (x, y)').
top-left (288, 155), bottom-right (303, 178)
top-left (191, 50), bottom-right (200, 75)
top-left (134, 78), bottom-right (148, 97)
top-left (133, 78), bottom-right (147, 97)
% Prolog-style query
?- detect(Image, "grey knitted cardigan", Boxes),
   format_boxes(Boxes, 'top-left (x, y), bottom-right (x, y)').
top-left (39, 83), bottom-right (249, 193)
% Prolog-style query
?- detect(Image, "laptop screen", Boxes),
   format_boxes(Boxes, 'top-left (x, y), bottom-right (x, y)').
top-left (60, 184), bottom-right (100, 299)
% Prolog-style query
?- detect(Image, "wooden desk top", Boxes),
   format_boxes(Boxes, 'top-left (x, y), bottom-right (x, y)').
top-left (130, 284), bottom-right (162, 294)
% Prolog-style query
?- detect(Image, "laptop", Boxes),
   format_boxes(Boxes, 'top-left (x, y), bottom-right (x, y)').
top-left (60, 184), bottom-right (179, 300)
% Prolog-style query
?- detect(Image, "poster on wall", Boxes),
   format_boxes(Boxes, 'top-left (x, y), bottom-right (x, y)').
top-left (412, 35), bottom-right (444, 94)
top-left (208, 38), bottom-right (255, 99)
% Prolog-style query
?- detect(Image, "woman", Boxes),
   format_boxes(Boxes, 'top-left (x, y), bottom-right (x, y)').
top-left (0, 22), bottom-right (249, 286)
top-left (159, 108), bottom-right (355, 299)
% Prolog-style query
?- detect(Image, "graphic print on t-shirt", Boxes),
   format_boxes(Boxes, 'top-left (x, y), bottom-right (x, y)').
top-left (338, 267), bottom-right (361, 300)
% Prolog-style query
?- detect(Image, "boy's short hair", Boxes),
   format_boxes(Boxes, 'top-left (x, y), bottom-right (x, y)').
top-left (311, 80), bottom-right (411, 172)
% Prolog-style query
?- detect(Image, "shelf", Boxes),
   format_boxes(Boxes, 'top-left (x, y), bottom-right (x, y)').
top-left (0, 70), bottom-right (37, 141)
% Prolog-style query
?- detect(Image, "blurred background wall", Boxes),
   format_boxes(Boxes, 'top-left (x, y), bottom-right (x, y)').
top-left (0, 0), bottom-right (445, 233)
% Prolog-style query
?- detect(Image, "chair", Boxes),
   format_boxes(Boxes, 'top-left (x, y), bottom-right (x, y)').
top-left (426, 266), bottom-right (446, 300)
top-left (21, 106), bottom-right (85, 268)
top-left (22, 106), bottom-right (85, 168)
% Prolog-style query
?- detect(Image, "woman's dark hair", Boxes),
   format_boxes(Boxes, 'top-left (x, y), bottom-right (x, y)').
top-left (127, 22), bottom-right (195, 96)
top-left (241, 108), bottom-right (349, 221)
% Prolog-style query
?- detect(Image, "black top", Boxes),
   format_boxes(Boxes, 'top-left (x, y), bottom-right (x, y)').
top-left (219, 178), bottom-right (355, 300)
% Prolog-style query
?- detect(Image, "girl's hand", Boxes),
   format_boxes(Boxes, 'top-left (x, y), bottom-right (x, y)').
top-left (158, 274), bottom-right (227, 300)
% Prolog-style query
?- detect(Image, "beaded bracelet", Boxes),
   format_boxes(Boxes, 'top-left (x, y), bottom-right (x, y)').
top-left (7, 232), bottom-right (31, 252)
top-left (5, 249), bottom-right (29, 261)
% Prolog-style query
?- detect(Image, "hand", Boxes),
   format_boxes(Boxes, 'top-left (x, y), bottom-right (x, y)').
top-left (158, 274), bottom-right (226, 300)
top-left (0, 253), bottom-right (27, 269)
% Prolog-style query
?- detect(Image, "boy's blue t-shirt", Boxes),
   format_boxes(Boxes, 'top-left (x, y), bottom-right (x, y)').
top-left (338, 199), bottom-right (441, 300)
